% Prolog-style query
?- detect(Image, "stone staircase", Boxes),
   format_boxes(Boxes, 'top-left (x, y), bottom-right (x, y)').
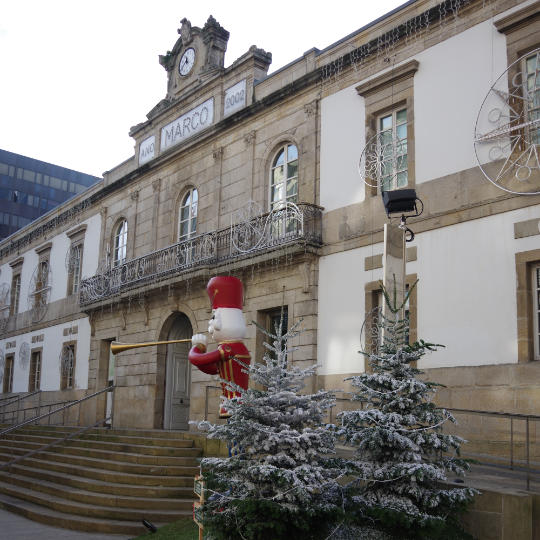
top-left (0, 425), bottom-right (202, 536)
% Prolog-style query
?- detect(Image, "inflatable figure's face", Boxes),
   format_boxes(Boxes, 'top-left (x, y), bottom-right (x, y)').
top-left (209, 308), bottom-right (246, 342)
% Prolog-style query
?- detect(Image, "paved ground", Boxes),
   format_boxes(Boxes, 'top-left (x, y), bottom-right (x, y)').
top-left (0, 508), bottom-right (131, 540)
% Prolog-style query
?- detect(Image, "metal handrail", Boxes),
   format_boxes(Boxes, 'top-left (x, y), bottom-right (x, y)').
top-left (0, 399), bottom-right (77, 427)
top-left (0, 417), bottom-right (111, 472)
top-left (447, 407), bottom-right (539, 491)
top-left (0, 390), bottom-right (41, 410)
top-left (0, 385), bottom-right (114, 437)
top-left (79, 202), bottom-right (323, 305)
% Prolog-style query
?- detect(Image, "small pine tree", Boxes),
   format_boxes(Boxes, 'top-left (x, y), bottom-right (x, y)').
top-left (194, 312), bottom-right (345, 540)
top-left (339, 283), bottom-right (476, 539)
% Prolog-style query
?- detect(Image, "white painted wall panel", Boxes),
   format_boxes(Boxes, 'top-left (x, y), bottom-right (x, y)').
top-left (1, 316), bottom-right (90, 392)
top-left (320, 86), bottom-right (366, 212)
top-left (49, 234), bottom-right (69, 303)
top-left (319, 18), bottom-right (508, 202)
top-left (81, 214), bottom-right (101, 279)
top-left (318, 205), bottom-right (540, 374)
top-left (318, 244), bottom-right (383, 375)
top-left (414, 20), bottom-right (507, 184)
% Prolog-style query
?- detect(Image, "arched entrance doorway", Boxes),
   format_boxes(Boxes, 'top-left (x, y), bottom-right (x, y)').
top-left (163, 313), bottom-right (192, 430)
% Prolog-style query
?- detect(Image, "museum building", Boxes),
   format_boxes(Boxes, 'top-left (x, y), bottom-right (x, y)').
top-left (0, 0), bottom-right (539, 460)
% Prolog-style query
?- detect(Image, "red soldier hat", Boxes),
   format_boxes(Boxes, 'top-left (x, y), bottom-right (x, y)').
top-left (207, 276), bottom-right (243, 310)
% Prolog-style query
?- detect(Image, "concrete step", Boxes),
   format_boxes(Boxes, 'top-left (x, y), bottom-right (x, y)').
top-left (3, 471), bottom-right (193, 510)
top-left (0, 491), bottom-right (159, 535)
top-left (0, 439), bottom-right (199, 466)
top-left (0, 425), bottom-right (201, 534)
top-left (0, 455), bottom-right (194, 486)
top-left (0, 436), bottom-right (203, 457)
top-left (0, 461), bottom-right (194, 498)
top-left (0, 448), bottom-right (199, 476)
top-left (0, 479), bottom-right (192, 522)
top-left (8, 429), bottom-right (195, 448)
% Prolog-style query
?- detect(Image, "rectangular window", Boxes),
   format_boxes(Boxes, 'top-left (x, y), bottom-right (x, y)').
top-left (10, 273), bottom-right (21, 317)
top-left (23, 169), bottom-right (35, 183)
top-left (28, 350), bottom-right (41, 392)
top-left (378, 108), bottom-right (408, 191)
top-left (532, 266), bottom-right (540, 359)
top-left (267, 307), bottom-right (289, 361)
top-left (60, 343), bottom-right (76, 390)
top-left (32, 259), bottom-right (50, 314)
top-left (525, 52), bottom-right (540, 145)
top-left (67, 243), bottom-right (83, 296)
top-left (3, 355), bottom-right (14, 393)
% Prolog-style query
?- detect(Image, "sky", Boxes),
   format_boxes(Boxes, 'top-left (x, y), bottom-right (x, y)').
top-left (0, 0), bottom-right (407, 177)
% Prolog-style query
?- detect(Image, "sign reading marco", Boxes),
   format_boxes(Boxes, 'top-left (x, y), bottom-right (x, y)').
top-left (161, 98), bottom-right (214, 152)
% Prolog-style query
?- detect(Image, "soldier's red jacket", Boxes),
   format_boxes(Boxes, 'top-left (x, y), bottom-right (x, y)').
top-left (189, 341), bottom-right (251, 417)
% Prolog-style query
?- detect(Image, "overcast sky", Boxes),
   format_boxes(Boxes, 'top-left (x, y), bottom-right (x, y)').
top-left (1, 1), bottom-right (407, 177)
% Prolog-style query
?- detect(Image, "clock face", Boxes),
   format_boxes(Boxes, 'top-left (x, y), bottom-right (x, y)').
top-left (179, 48), bottom-right (195, 77)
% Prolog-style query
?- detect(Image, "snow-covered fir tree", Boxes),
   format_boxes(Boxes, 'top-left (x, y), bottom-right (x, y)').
top-left (194, 311), bottom-right (345, 540)
top-left (339, 284), bottom-right (476, 538)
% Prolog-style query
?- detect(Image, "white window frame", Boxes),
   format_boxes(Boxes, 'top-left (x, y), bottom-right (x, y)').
top-left (29, 350), bottom-right (41, 392)
top-left (178, 188), bottom-right (198, 242)
top-left (377, 107), bottom-right (408, 192)
top-left (270, 144), bottom-right (299, 210)
top-left (524, 50), bottom-right (540, 145)
top-left (113, 219), bottom-right (128, 267)
top-left (68, 243), bottom-right (83, 296)
top-left (10, 272), bottom-right (21, 317)
top-left (532, 266), bottom-right (540, 360)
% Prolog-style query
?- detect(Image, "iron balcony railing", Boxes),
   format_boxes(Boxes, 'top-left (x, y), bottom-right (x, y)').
top-left (79, 202), bottom-right (322, 305)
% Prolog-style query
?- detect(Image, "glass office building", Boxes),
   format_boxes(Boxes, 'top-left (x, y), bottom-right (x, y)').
top-left (0, 149), bottom-right (100, 241)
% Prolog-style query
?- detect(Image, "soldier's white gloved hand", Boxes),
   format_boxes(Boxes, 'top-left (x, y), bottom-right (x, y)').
top-left (192, 333), bottom-right (208, 349)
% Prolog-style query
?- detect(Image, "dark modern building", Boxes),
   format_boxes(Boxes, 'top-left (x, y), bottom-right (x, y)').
top-left (0, 149), bottom-right (101, 241)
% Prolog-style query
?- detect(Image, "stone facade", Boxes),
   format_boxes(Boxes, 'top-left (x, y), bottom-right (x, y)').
top-left (1, 2), bottom-right (539, 469)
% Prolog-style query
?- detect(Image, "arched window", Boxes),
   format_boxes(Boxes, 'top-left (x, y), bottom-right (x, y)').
top-left (270, 144), bottom-right (298, 210)
top-left (113, 219), bottom-right (128, 267)
top-left (178, 188), bottom-right (198, 241)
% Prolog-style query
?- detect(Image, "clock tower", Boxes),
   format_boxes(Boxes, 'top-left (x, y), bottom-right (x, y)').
top-left (159, 16), bottom-right (230, 99)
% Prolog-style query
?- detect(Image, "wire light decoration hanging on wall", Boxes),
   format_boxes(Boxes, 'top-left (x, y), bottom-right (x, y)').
top-left (27, 261), bottom-right (52, 323)
top-left (0, 348), bottom-right (5, 385)
top-left (0, 283), bottom-right (10, 334)
top-left (474, 47), bottom-right (540, 195)
top-left (358, 126), bottom-right (410, 190)
top-left (230, 201), bottom-right (304, 254)
top-left (60, 344), bottom-right (75, 378)
top-left (320, 0), bottom-right (474, 87)
top-left (19, 342), bottom-right (30, 370)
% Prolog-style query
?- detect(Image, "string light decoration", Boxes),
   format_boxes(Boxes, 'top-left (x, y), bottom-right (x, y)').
top-left (19, 342), bottom-right (30, 370)
top-left (358, 126), bottom-right (410, 189)
top-left (231, 201), bottom-right (304, 254)
top-left (321, 0), bottom-right (474, 87)
top-left (80, 203), bottom-right (321, 305)
top-left (360, 305), bottom-right (383, 356)
top-left (27, 261), bottom-right (52, 323)
top-left (474, 47), bottom-right (540, 195)
top-left (0, 283), bottom-right (10, 333)
top-left (60, 345), bottom-right (75, 378)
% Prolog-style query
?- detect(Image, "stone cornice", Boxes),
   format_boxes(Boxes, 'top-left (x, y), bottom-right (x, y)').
top-left (494, 0), bottom-right (540, 34)
top-left (355, 60), bottom-right (419, 97)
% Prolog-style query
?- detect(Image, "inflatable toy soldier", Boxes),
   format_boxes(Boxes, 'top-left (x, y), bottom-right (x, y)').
top-left (189, 276), bottom-right (250, 417)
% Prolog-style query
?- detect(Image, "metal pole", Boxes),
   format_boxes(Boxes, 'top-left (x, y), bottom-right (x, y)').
top-left (510, 417), bottom-right (514, 470)
top-left (205, 386), bottom-right (209, 421)
top-left (526, 418), bottom-right (530, 491)
top-left (37, 392), bottom-right (41, 426)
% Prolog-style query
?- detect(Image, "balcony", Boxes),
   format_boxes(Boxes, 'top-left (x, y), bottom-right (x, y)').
top-left (79, 203), bottom-right (322, 306)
